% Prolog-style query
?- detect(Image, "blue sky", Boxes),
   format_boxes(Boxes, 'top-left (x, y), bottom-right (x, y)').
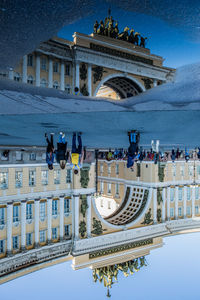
top-left (1, 232), bottom-right (200, 300)
top-left (58, 6), bottom-right (200, 69)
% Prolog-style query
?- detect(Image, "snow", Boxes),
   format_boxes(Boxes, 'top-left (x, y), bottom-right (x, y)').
top-left (121, 62), bottom-right (200, 111)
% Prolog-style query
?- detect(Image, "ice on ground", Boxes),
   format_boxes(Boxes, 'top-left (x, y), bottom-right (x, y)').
top-left (0, 79), bottom-right (128, 114)
top-left (121, 62), bottom-right (200, 111)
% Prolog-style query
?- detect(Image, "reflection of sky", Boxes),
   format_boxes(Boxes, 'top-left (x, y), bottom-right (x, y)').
top-left (58, 7), bottom-right (200, 68)
top-left (2, 232), bottom-right (200, 299)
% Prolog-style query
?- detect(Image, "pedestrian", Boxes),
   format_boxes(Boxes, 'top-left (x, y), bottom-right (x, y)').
top-left (171, 149), bottom-right (176, 162)
top-left (197, 148), bottom-right (200, 160)
top-left (127, 131), bottom-right (140, 168)
top-left (55, 132), bottom-right (68, 169)
top-left (73, 87), bottom-right (82, 96)
top-left (45, 133), bottom-right (55, 170)
top-left (185, 147), bottom-right (190, 162)
top-left (69, 132), bottom-right (84, 174)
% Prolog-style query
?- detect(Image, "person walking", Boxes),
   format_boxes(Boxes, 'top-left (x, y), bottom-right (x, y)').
top-left (55, 132), bottom-right (68, 169)
top-left (127, 131), bottom-right (140, 169)
top-left (70, 132), bottom-right (84, 174)
top-left (73, 87), bottom-right (82, 96)
top-left (185, 147), bottom-right (190, 162)
top-left (45, 133), bottom-right (55, 170)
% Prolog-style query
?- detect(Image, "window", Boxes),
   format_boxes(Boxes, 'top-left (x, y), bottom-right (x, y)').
top-left (27, 54), bottom-right (33, 66)
top-left (14, 72), bottom-right (20, 81)
top-left (29, 170), bottom-right (36, 186)
top-left (178, 207), bottom-right (182, 217)
top-left (16, 151), bottom-right (23, 161)
top-left (26, 233), bottom-right (32, 246)
top-left (41, 170), bottom-right (48, 185)
top-left (107, 183), bottom-right (111, 194)
top-left (115, 164), bottom-right (119, 175)
top-left (64, 199), bottom-right (70, 214)
top-left (40, 230), bottom-right (46, 243)
top-left (195, 187), bottom-right (199, 200)
top-left (15, 171), bottom-right (22, 188)
top-left (100, 181), bottom-right (104, 193)
top-left (41, 58), bottom-right (47, 70)
top-left (53, 81), bottom-right (59, 89)
top-left (0, 208), bottom-right (5, 225)
top-left (115, 183), bottom-right (119, 195)
top-left (195, 205), bottom-right (199, 215)
top-left (53, 62), bottom-right (59, 73)
top-left (180, 165), bottom-right (185, 176)
top-left (170, 188), bottom-right (174, 202)
top-left (65, 85), bottom-right (71, 94)
top-left (52, 200), bottom-right (58, 216)
top-left (108, 201), bottom-right (111, 209)
top-left (172, 165), bottom-right (176, 177)
top-left (13, 205), bottom-right (19, 223)
top-left (27, 75), bottom-right (33, 84)
top-left (40, 78), bottom-right (47, 88)
top-left (65, 64), bottom-right (70, 76)
top-left (189, 165), bottom-right (193, 176)
top-left (0, 172), bottom-right (8, 189)
top-left (40, 202), bottom-right (46, 220)
top-left (187, 187), bottom-right (191, 201)
top-left (178, 187), bottom-right (183, 201)
top-left (12, 236), bottom-right (19, 250)
top-left (64, 225), bottom-right (70, 237)
top-left (66, 169), bottom-right (72, 183)
top-left (100, 164), bottom-right (103, 173)
top-left (186, 206), bottom-right (191, 215)
top-left (54, 170), bottom-right (60, 184)
top-left (108, 165), bottom-right (111, 174)
top-left (0, 240), bottom-right (5, 253)
top-left (52, 227), bottom-right (58, 240)
top-left (29, 153), bottom-right (36, 160)
top-left (26, 203), bottom-right (33, 220)
top-left (170, 207), bottom-right (174, 217)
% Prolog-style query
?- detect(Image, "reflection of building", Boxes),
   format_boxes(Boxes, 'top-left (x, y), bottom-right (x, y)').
top-left (1, 27), bottom-right (174, 99)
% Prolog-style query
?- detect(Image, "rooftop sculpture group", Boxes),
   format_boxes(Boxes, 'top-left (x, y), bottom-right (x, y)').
top-left (93, 9), bottom-right (148, 48)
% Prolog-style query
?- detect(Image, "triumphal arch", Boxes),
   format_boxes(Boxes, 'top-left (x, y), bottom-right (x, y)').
top-left (7, 11), bottom-right (174, 100)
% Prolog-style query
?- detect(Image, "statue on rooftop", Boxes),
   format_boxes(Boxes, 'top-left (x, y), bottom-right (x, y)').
top-left (133, 32), bottom-right (140, 46)
top-left (113, 21), bottom-right (119, 38)
top-left (128, 29), bottom-right (135, 43)
top-left (140, 36), bottom-right (147, 48)
top-left (108, 18), bottom-right (114, 38)
top-left (118, 27), bottom-right (130, 41)
top-left (97, 20), bottom-right (105, 35)
top-left (94, 20), bottom-right (99, 34)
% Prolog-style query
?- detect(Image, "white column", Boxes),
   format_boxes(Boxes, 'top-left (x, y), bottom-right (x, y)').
top-left (153, 188), bottom-right (157, 224)
top-left (59, 197), bottom-right (64, 239)
top-left (8, 68), bottom-right (14, 80)
top-left (35, 54), bottom-right (40, 87)
top-left (34, 199), bottom-right (40, 246)
top-left (167, 187), bottom-right (170, 220)
top-left (162, 188), bottom-right (166, 222)
top-left (88, 64), bottom-right (92, 96)
top-left (183, 186), bottom-right (187, 218)
top-left (74, 195), bottom-right (79, 239)
top-left (60, 62), bottom-right (65, 91)
top-left (7, 203), bottom-right (13, 254)
top-left (175, 186), bottom-right (178, 219)
top-left (21, 201), bottom-right (26, 250)
top-left (192, 186), bottom-right (195, 217)
top-left (153, 79), bottom-right (158, 87)
top-left (47, 198), bottom-right (52, 242)
top-left (22, 55), bottom-right (27, 83)
top-left (75, 62), bottom-right (80, 89)
top-left (86, 194), bottom-right (92, 237)
top-left (48, 58), bottom-right (53, 88)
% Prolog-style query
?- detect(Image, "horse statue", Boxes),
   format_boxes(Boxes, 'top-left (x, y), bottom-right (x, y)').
top-left (133, 32), bottom-right (140, 46)
top-left (128, 29), bottom-right (135, 43)
top-left (118, 27), bottom-right (130, 41)
top-left (97, 20), bottom-right (105, 35)
top-left (93, 20), bottom-right (99, 34)
top-left (140, 36), bottom-right (148, 48)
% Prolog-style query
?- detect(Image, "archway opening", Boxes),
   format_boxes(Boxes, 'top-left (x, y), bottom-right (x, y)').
top-left (96, 76), bottom-right (143, 100)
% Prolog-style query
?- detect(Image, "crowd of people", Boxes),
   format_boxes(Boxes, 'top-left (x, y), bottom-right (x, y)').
top-left (45, 132), bottom-right (85, 175)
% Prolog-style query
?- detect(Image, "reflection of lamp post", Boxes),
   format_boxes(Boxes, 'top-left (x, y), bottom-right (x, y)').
top-left (95, 149), bottom-right (99, 195)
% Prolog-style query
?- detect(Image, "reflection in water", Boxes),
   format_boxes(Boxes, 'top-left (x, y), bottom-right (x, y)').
top-left (93, 256), bottom-right (147, 297)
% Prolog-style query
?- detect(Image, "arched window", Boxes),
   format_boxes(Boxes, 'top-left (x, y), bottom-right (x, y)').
top-left (27, 75), bottom-right (34, 85)
top-left (53, 81), bottom-right (59, 89)
top-left (40, 78), bottom-right (47, 88)
top-left (14, 72), bottom-right (20, 82)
